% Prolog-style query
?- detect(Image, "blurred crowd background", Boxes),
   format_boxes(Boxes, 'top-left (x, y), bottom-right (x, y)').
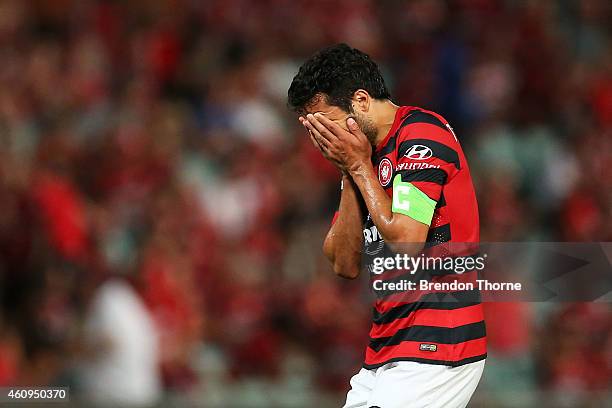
top-left (0, 0), bottom-right (610, 407)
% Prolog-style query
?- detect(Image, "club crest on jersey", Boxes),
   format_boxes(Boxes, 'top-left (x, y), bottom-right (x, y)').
top-left (378, 157), bottom-right (393, 187)
top-left (404, 144), bottom-right (433, 160)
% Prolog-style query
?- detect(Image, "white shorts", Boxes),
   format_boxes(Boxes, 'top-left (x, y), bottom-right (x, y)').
top-left (343, 359), bottom-right (485, 408)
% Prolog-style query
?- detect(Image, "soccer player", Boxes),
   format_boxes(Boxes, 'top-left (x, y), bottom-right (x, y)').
top-left (288, 44), bottom-right (486, 408)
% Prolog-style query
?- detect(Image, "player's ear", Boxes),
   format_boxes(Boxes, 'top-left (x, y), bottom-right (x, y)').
top-left (351, 89), bottom-right (371, 113)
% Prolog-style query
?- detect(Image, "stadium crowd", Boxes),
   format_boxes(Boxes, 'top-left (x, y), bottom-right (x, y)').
top-left (0, 0), bottom-right (610, 406)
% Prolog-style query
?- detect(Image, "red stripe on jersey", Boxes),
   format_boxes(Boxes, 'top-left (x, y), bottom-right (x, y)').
top-left (401, 122), bottom-right (454, 144)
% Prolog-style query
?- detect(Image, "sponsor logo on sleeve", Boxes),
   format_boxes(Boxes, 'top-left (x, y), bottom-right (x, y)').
top-left (404, 145), bottom-right (433, 160)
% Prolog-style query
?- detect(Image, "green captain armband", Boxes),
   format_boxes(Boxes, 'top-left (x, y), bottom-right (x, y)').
top-left (391, 174), bottom-right (437, 226)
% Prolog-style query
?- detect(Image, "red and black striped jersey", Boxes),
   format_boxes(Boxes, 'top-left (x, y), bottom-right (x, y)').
top-left (362, 106), bottom-right (486, 368)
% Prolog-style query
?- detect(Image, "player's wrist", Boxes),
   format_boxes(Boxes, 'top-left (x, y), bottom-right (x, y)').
top-left (340, 172), bottom-right (357, 191)
top-left (347, 161), bottom-right (372, 178)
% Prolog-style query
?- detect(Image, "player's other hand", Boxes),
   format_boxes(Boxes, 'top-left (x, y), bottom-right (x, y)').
top-left (302, 113), bottom-right (371, 173)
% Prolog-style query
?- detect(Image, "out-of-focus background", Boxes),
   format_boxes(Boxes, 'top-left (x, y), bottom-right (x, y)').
top-left (0, 0), bottom-right (610, 407)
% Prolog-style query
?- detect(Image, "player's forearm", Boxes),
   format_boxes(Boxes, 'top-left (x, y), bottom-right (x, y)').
top-left (349, 163), bottom-right (422, 245)
top-left (323, 175), bottom-right (363, 279)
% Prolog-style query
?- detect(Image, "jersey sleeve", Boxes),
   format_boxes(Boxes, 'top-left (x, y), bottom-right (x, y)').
top-left (391, 114), bottom-right (461, 225)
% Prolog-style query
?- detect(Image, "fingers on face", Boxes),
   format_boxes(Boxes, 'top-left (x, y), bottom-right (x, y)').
top-left (306, 114), bottom-right (337, 142)
top-left (303, 119), bottom-right (330, 149)
top-left (308, 132), bottom-right (323, 152)
top-left (313, 113), bottom-right (343, 136)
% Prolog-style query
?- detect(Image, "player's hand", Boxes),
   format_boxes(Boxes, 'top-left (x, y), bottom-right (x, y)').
top-left (299, 115), bottom-right (345, 169)
top-left (303, 113), bottom-right (372, 173)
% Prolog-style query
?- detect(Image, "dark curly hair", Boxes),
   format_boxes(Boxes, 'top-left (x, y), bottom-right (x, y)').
top-left (287, 44), bottom-right (391, 115)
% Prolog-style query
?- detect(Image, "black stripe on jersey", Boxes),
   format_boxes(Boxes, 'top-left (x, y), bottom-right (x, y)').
top-left (368, 321), bottom-right (486, 352)
top-left (373, 292), bottom-right (482, 325)
top-left (400, 109), bottom-right (449, 133)
top-left (398, 139), bottom-right (461, 170)
top-left (399, 168), bottom-right (447, 185)
top-left (362, 353), bottom-right (487, 369)
top-left (426, 223), bottom-right (451, 247)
